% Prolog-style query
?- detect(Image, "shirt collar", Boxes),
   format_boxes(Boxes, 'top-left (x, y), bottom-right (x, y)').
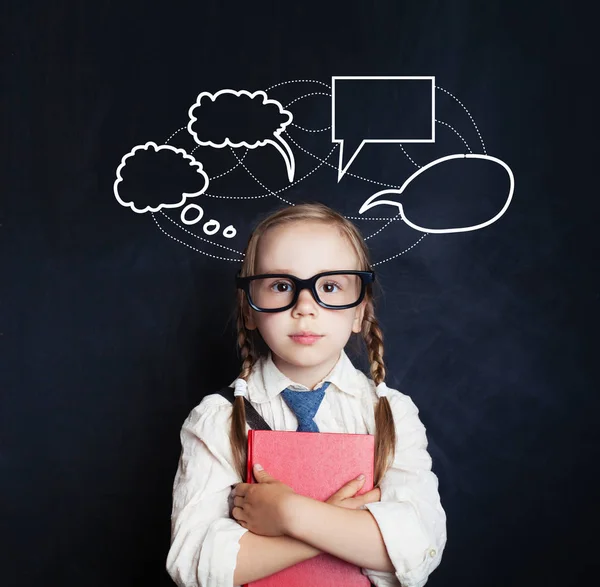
top-left (246, 350), bottom-right (364, 404)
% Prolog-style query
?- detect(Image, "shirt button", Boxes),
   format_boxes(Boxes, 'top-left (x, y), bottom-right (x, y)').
top-left (429, 549), bottom-right (436, 558)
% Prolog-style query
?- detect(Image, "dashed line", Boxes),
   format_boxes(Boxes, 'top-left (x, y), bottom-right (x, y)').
top-left (229, 147), bottom-right (294, 206)
top-left (284, 92), bottom-right (331, 108)
top-left (372, 234), bottom-right (429, 266)
top-left (399, 144), bottom-right (421, 168)
top-left (151, 213), bottom-right (244, 262)
top-left (345, 215), bottom-right (403, 221)
top-left (208, 148), bottom-right (249, 180)
top-left (363, 213), bottom-right (402, 240)
top-left (202, 142), bottom-right (336, 200)
top-left (436, 86), bottom-right (486, 154)
top-left (159, 211), bottom-right (245, 255)
top-left (435, 119), bottom-right (472, 152)
top-left (265, 79), bottom-right (331, 92)
top-left (291, 122), bottom-right (331, 133)
top-left (165, 127), bottom-right (186, 144)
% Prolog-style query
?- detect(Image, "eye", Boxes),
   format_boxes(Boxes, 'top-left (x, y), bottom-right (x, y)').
top-left (320, 281), bottom-right (341, 294)
top-left (270, 280), bottom-right (293, 293)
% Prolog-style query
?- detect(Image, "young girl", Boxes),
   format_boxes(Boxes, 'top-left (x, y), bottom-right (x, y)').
top-left (166, 203), bottom-right (446, 587)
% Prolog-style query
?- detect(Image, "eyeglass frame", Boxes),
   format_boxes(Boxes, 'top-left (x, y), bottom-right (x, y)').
top-left (236, 270), bottom-right (376, 313)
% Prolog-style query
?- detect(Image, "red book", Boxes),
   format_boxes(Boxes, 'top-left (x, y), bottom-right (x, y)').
top-left (245, 430), bottom-right (375, 587)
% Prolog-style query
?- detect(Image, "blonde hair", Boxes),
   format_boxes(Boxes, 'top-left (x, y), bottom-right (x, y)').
top-left (231, 202), bottom-right (395, 486)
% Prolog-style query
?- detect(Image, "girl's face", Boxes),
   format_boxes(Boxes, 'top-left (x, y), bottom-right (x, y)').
top-left (245, 221), bottom-right (366, 388)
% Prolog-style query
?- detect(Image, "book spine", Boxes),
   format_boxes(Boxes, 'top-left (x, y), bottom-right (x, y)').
top-left (246, 429), bottom-right (253, 484)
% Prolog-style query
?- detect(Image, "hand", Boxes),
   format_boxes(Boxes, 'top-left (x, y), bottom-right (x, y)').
top-left (326, 475), bottom-right (381, 510)
top-left (231, 464), bottom-right (296, 537)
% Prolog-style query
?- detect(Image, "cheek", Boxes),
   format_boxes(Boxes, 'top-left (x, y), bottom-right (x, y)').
top-left (253, 313), bottom-right (286, 337)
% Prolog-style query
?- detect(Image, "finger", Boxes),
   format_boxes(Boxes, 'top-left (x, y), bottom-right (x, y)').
top-left (232, 506), bottom-right (246, 522)
top-left (233, 483), bottom-right (249, 497)
top-left (330, 475), bottom-right (366, 500)
top-left (233, 496), bottom-right (245, 508)
top-left (253, 463), bottom-right (275, 483)
top-left (356, 487), bottom-right (382, 506)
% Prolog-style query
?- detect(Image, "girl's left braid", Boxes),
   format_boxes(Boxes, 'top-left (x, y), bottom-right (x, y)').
top-left (363, 302), bottom-right (396, 485)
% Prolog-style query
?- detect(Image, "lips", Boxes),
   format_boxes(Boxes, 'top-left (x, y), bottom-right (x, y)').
top-left (289, 332), bottom-right (324, 345)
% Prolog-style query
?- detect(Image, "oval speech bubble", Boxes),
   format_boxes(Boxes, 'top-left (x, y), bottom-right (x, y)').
top-left (358, 154), bottom-right (514, 233)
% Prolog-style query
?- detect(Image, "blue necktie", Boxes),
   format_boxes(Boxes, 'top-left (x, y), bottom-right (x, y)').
top-left (281, 381), bottom-right (331, 432)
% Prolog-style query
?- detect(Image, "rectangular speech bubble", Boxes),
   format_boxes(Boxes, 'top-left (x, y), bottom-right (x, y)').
top-left (332, 76), bottom-right (435, 181)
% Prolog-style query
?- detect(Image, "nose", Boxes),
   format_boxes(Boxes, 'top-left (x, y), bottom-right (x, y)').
top-left (291, 287), bottom-right (319, 317)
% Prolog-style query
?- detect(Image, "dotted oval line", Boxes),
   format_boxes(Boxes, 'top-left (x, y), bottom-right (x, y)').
top-left (435, 119), bottom-right (472, 153)
top-left (284, 91), bottom-right (331, 108)
top-left (364, 213), bottom-right (401, 240)
top-left (284, 131), bottom-right (403, 189)
top-left (229, 147), bottom-right (294, 206)
top-left (265, 79), bottom-right (331, 92)
top-left (159, 211), bottom-right (244, 255)
top-left (151, 213), bottom-right (244, 262)
top-left (436, 85), bottom-right (486, 154)
top-left (203, 142), bottom-right (337, 200)
top-left (291, 122), bottom-right (331, 133)
top-left (165, 126), bottom-right (186, 144)
top-left (345, 215), bottom-right (403, 221)
top-left (208, 148), bottom-right (249, 181)
top-left (399, 144), bottom-right (421, 168)
top-left (372, 233), bottom-right (428, 266)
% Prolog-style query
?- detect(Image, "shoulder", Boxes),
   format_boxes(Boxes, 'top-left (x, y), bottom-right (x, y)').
top-left (180, 390), bottom-right (235, 439)
top-left (365, 378), bottom-right (422, 423)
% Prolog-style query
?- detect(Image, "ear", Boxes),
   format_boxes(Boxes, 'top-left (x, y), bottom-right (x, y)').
top-left (244, 308), bottom-right (258, 331)
top-left (351, 300), bottom-right (366, 334)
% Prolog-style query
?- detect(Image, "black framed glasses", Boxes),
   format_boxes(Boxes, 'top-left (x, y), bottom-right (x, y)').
top-left (236, 270), bottom-right (375, 313)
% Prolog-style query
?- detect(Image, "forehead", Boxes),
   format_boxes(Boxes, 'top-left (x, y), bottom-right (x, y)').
top-left (256, 221), bottom-right (359, 276)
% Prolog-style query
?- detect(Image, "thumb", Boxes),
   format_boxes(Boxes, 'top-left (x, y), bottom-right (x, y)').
top-left (333, 474), bottom-right (366, 498)
top-left (253, 463), bottom-right (274, 483)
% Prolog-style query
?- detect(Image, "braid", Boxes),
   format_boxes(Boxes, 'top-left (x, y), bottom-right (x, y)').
top-left (230, 310), bottom-right (259, 480)
top-left (362, 301), bottom-right (396, 486)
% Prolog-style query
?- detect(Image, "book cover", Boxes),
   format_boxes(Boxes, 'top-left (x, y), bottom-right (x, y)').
top-left (245, 430), bottom-right (375, 587)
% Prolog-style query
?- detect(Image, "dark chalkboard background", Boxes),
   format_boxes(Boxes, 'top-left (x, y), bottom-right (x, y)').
top-left (3, 1), bottom-right (598, 586)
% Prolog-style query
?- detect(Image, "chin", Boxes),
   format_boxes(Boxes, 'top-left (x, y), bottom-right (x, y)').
top-left (275, 344), bottom-right (341, 368)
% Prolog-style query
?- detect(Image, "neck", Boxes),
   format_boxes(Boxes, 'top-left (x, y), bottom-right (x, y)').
top-left (271, 351), bottom-right (341, 389)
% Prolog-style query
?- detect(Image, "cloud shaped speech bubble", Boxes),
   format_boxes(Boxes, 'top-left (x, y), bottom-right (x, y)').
top-left (114, 142), bottom-right (209, 214)
top-left (332, 76), bottom-right (435, 182)
top-left (187, 89), bottom-right (295, 182)
top-left (359, 154), bottom-right (515, 233)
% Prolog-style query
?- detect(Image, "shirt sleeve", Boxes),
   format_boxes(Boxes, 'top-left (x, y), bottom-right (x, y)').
top-left (362, 389), bottom-right (447, 587)
top-left (166, 394), bottom-right (248, 587)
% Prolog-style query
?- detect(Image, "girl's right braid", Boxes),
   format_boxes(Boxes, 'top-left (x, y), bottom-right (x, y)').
top-left (230, 315), bottom-right (258, 480)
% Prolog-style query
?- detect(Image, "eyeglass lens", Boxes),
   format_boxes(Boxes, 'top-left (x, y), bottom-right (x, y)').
top-left (249, 274), bottom-right (362, 310)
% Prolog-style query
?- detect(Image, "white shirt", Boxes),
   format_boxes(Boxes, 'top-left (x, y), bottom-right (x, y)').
top-left (166, 350), bottom-right (447, 587)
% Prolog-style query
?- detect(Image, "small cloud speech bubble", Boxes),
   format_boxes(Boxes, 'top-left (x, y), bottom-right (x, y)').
top-left (187, 89), bottom-right (295, 182)
top-left (114, 142), bottom-right (209, 214)
top-left (359, 154), bottom-right (515, 233)
top-left (332, 76), bottom-right (435, 182)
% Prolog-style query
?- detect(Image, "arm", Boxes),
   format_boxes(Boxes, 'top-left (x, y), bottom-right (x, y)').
top-left (167, 396), bottom-right (323, 587)
top-left (283, 494), bottom-right (395, 572)
top-left (233, 465), bottom-right (393, 575)
top-left (233, 531), bottom-right (320, 586)
top-left (361, 390), bottom-right (447, 587)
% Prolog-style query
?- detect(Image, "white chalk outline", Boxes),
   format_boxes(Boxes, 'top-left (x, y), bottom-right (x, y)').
top-left (359, 154), bottom-right (515, 234)
top-left (187, 89), bottom-right (296, 182)
top-left (114, 142), bottom-right (209, 214)
top-left (332, 76), bottom-right (436, 181)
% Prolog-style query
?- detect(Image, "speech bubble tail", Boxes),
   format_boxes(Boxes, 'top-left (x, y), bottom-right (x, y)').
top-left (267, 135), bottom-right (296, 183)
top-left (359, 189), bottom-right (404, 214)
top-left (337, 140), bottom-right (365, 182)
